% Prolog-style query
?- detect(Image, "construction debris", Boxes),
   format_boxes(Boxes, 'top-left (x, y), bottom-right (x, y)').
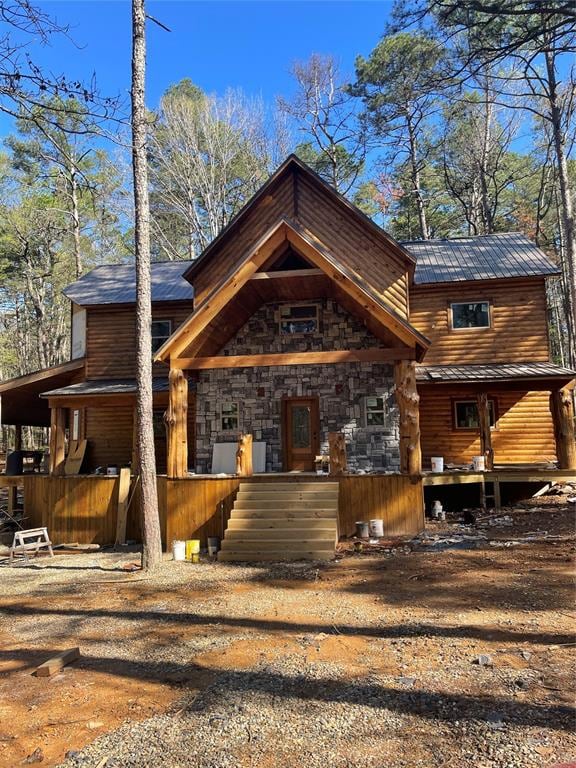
top-left (34, 647), bottom-right (81, 678)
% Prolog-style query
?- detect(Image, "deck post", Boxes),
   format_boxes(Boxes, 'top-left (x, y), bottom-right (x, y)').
top-left (49, 407), bottom-right (66, 476)
top-left (165, 366), bottom-right (188, 479)
top-left (550, 386), bottom-right (576, 469)
top-left (477, 392), bottom-right (494, 470)
top-left (7, 425), bottom-right (22, 511)
top-left (394, 359), bottom-right (422, 476)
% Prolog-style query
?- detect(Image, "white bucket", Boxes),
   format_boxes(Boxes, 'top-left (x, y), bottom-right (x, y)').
top-left (431, 457), bottom-right (444, 473)
top-left (172, 540), bottom-right (186, 561)
top-left (369, 519), bottom-right (384, 537)
top-left (473, 455), bottom-right (486, 471)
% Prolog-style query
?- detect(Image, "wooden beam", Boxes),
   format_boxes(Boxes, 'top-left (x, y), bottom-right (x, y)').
top-left (394, 360), bottom-right (422, 477)
top-left (157, 222), bottom-right (288, 361)
top-left (49, 407), bottom-right (66, 476)
top-left (176, 347), bottom-right (416, 370)
top-left (249, 268), bottom-right (324, 280)
top-left (550, 386), bottom-right (576, 469)
top-left (115, 467), bottom-right (131, 547)
top-left (34, 647), bottom-right (81, 677)
top-left (283, 221), bottom-right (429, 355)
top-left (477, 392), bottom-right (494, 470)
top-left (165, 367), bottom-right (188, 479)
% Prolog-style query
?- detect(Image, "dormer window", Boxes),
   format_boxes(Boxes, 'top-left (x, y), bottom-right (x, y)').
top-left (450, 301), bottom-right (490, 330)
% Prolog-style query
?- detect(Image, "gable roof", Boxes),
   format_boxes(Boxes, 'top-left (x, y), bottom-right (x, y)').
top-left (155, 217), bottom-right (430, 364)
top-left (64, 261), bottom-right (194, 306)
top-left (183, 154), bottom-right (416, 285)
top-left (407, 232), bottom-right (560, 285)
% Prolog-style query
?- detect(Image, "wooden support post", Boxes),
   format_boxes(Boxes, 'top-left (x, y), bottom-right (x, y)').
top-left (131, 405), bottom-right (139, 475)
top-left (48, 408), bottom-right (66, 476)
top-left (7, 425), bottom-right (22, 511)
top-left (477, 392), bottom-right (494, 470)
top-left (394, 360), bottom-right (422, 476)
top-left (550, 386), bottom-right (576, 469)
top-left (236, 434), bottom-right (253, 477)
top-left (328, 432), bottom-right (347, 475)
top-left (165, 367), bottom-right (188, 479)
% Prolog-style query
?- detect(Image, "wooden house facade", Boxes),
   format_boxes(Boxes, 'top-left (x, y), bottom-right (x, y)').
top-left (1, 156), bottom-right (575, 546)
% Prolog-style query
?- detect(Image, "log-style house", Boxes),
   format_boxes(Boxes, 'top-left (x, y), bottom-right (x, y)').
top-left (1, 156), bottom-right (575, 557)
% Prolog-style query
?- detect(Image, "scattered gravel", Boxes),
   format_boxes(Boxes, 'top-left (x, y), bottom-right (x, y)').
top-left (1, 503), bottom-right (575, 768)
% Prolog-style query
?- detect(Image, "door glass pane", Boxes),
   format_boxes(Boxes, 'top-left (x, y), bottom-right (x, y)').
top-left (292, 406), bottom-right (311, 448)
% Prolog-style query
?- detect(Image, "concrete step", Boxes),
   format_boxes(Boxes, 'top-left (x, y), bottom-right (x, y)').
top-left (220, 538), bottom-right (335, 551)
top-left (226, 518), bottom-right (337, 531)
top-left (218, 550), bottom-right (334, 562)
top-left (230, 509), bottom-right (337, 519)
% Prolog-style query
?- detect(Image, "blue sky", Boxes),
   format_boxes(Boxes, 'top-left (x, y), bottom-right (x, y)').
top-left (3, 0), bottom-right (394, 133)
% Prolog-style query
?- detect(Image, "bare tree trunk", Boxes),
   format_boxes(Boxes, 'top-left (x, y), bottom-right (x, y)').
top-left (70, 166), bottom-right (83, 278)
top-left (545, 48), bottom-right (576, 368)
top-left (131, 0), bottom-right (162, 571)
top-left (406, 114), bottom-right (429, 240)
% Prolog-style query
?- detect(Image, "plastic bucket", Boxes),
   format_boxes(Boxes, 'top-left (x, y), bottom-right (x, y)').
top-left (172, 540), bottom-right (186, 561)
top-left (207, 537), bottom-right (220, 556)
top-left (431, 456), bottom-right (444, 473)
top-left (369, 519), bottom-right (384, 537)
top-left (185, 539), bottom-right (201, 560)
top-left (355, 521), bottom-right (370, 538)
top-left (473, 455), bottom-right (486, 471)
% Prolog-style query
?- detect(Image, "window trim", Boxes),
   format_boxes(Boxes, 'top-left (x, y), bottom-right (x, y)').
top-left (278, 303), bottom-right (320, 336)
top-left (364, 395), bottom-right (387, 429)
top-left (151, 319), bottom-right (172, 355)
top-left (220, 402), bottom-right (240, 432)
top-left (452, 398), bottom-right (498, 431)
top-left (449, 301), bottom-right (491, 332)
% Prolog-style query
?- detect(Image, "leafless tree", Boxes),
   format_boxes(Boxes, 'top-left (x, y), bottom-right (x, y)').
top-left (279, 54), bottom-right (366, 195)
top-left (149, 87), bottom-right (276, 261)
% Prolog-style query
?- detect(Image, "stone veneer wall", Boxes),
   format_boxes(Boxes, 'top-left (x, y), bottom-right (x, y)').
top-left (195, 299), bottom-right (400, 473)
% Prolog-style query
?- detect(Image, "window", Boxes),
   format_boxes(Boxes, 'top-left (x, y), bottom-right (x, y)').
top-left (151, 320), bottom-right (172, 353)
top-left (365, 396), bottom-right (386, 427)
top-left (152, 409), bottom-right (166, 439)
top-left (454, 400), bottom-right (496, 430)
top-left (71, 409), bottom-right (81, 441)
top-left (221, 402), bottom-right (239, 431)
top-left (279, 304), bottom-right (319, 335)
top-left (451, 302), bottom-right (490, 330)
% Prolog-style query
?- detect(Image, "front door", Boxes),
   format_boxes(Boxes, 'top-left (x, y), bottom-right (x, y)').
top-left (282, 397), bottom-right (320, 471)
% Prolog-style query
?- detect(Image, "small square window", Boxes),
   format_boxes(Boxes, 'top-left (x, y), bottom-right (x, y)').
top-left (279, 304), bottom-right (319, 335)
top-left (451, 302), bottom-right (490, 330)
top-left (151, 320), bottom-right (172, 353)
top-left (454, 400), bottom-right (496, 429)
top-left (221, 402), bottom-right (239, 431)
top-left (365, 396), bottom-right (386, 427)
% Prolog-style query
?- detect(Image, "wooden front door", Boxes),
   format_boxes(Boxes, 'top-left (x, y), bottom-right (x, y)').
top-left (282, 397), bottom-right (320, 471)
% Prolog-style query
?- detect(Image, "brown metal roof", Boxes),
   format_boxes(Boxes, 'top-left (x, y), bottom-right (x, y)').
top-left (0, 359), bottom-right (85, 426)
top-left (417, 362), bottom-right (575, 385)
top-left (406, 233), bottom-right (560, 284)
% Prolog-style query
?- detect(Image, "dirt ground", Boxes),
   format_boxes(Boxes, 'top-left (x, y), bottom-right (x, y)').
top-left (0, 496), bottom-right (574, 768)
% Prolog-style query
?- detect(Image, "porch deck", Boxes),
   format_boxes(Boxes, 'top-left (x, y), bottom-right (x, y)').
top-left (422, 466), bottom-right (576, 510)
top-left (1, 471), bottom-right (425, 552)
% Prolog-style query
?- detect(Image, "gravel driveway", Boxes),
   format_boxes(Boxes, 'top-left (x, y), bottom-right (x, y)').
top-left (0, 503), bottom-right (574, 768)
